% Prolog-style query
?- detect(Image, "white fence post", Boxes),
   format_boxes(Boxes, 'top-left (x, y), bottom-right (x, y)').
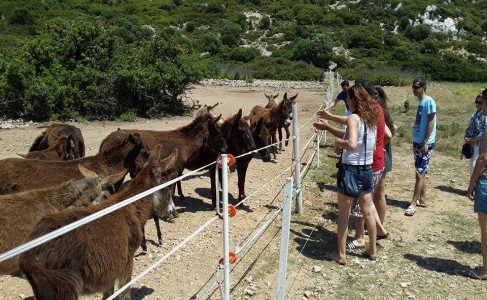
top-left (221, 154), bottom-right (230, 300)
top-left (276, 177), bottom-right (294, 300)
top-left (292, 102), bottom-right (302, 214)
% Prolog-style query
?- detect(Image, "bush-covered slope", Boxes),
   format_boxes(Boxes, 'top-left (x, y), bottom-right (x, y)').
top-left (1, 0), bottom-right (486, 120)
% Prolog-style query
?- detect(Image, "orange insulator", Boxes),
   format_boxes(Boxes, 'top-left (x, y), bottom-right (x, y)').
top-left (216, 154), bottom-right (236, 168)
top-left (218, 251), bottom-right (238, 266)
top-left (218, 205), bottom-right (237, 220)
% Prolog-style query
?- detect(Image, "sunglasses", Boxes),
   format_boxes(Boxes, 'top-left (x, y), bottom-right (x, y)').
top-left (412, 85), bottom-right (423, 89)
top-left (475, 101), bottom-right (482, 104)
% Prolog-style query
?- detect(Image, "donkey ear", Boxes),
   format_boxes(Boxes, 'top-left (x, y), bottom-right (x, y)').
top-left (17, 153), bottom-right (27, 158)
top-left (78, 164), bottom-right (98, 178)
top-left (256, 117), bottom-right (264, 132)
top-left (283, 92), bottom-right (288, 100)
top-left (160, 148), bottom-right (179, 172)
top-left (236, 109), bottom-right (243, 122)
top-left (274, 93), bottom-right (279, 99)
top-left (288, 93), bottom-right (298, 102)
top-left (101, 168), bottom-right (128, 191)
top-left (212, 114), bottom-right (222, 125)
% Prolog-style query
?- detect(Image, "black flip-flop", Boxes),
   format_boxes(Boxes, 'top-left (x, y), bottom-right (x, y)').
top-left (377, 232), bottom-right (390, 240)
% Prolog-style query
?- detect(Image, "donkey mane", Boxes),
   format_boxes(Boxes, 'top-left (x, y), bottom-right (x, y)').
top-left (179, 113), bottom-right (212, 135)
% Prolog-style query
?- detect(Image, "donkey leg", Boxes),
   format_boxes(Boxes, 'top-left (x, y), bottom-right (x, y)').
top-left (140, 226), bottom-right (148, 252)
top-left (278, 126), bottom-right (284, 150)
top-left (284, 125), bottom-right (290, 147)
top-left (115, 261), bottom-right (135, 300)
top-left (102, 286), bottom-right (115, 300)
top-left (236, 161), bottom-right (250, 201)
top-left (154, 216), bottom-right (163, 246)
top-left (176, 172), bottom-right (185, 200)
top-left (209, 166), bottom-right (217, 208)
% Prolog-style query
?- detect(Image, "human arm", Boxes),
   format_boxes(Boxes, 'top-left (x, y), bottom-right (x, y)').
top-left (383, 124), bottom-right (392, 146)
top-left (468, 128), bottom-right (487, 200)
top-left (316, 109), bottom-right (348, 125)
top-left (335, 115), bottom-right (358, 150)
top-left (313, 118), bottom-right (346, 138)
top-left (421, 113), bottom-right (435, 153)
top-left (326, 98), bottom-right (338, 110)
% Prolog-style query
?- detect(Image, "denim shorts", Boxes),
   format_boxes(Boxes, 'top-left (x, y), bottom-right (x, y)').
top-left (337, 164), bottom-right (373, 198)
top-left (413, 142), bottom-right (435, 174)
top-left (474, 175), bottom-right (487, 214)
top-left (351, 167), bottom-right (383, 217)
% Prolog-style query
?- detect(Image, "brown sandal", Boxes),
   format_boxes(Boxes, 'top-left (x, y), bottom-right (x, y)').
top-left (362, 252), bottom-right (377, 261)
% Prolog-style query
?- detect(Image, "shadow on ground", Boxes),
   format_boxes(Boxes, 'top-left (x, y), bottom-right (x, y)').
top-left (403, 253), bottom-right (469, 276)
top-left (434, 185), bottom-right (466, 197)
top-left (291, 220), bottom-right (336, 262)
top-left (446, 240), bottom-right (481, 254)
top-left (386, 197), bottom-right (410, 209)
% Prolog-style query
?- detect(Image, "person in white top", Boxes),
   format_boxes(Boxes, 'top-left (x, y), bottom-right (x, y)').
top-left (314, 84), bottom-right (379, 265)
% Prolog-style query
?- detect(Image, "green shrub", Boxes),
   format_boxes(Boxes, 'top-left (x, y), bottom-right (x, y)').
top-left (228, 47), bottom-right (261, 63)
top-left (118, 111), bottom-right (138, 122)
top-left (292, 34), bottom-right (333, 69)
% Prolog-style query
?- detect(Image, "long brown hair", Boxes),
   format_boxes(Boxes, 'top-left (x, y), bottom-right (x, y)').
top-left (347, 84), bottom-right (379, 128)
top-left (375, 85), bottom-right (395, 136)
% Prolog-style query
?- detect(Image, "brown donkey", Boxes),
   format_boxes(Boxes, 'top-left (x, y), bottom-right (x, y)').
top-left (19, 133), bottom-right (75, 161)
top-left (19, 146), bottom-right (180, 300)
top-left (0, 165), bottom-right (127, 275)
top-left (217, 108), bottom-right (256, 201)
top-left (264, 93), bottom-right (295, 151)
top-left (0, 130), bottom-right (148, 195)
top-left (120, 111), bottom-right (227, 207)
top-left (29, 123), bottom-right (85, 159)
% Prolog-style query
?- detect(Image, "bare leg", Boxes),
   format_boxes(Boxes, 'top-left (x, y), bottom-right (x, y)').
top-left (475, 212), bottom-right (487, 276)
top-left (359, 192), bottom-right (377, 257)
top-left (336, 192), bottom-right (353, 264)
top-left (353, 217), bottom-right (365, 246)
top-left (373, 174), bottom-right (387, 223)
top-left (410, 172), bottom-right (426, 208)
top-left (419, 173), bottom-right (427, 205)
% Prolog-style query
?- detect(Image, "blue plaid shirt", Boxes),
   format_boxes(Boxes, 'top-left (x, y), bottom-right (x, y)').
top-left (465, 109), bottom-right (485, 140)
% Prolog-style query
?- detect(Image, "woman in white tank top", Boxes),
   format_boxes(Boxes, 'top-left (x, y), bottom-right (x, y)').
top-left (333, 84), bottom-right (379, 265)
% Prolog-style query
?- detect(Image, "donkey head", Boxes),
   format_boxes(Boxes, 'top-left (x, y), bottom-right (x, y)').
top-left (98, 129), bottom-right (151, 178)
top-left (196, 102), bottom-right (219, 117)
top-left (54, 133), bottom-right (76, 161)
top-left (230, 109), bottom-right (256, 152)
top-left (207, 114), bottom-right (228, 155)
top-left (252, 117), bottom-right (272, 162)
top-left (264, 93), bottom-right (279, 102)
top-left (278, 93), bottom-right (298, 121)
top-left (147, 146), bottom-right (180, 218)
top-left (70, 164), bottom-right (128, 207)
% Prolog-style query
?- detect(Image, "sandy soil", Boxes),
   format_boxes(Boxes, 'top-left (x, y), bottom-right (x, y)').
top-left (1, 84), bottom-right (486, 300)
top-left (0, 85), bottom-right (324, 300)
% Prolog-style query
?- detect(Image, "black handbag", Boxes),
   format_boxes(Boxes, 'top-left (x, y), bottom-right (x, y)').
top-left (461, 143), bottom-right (474, 159)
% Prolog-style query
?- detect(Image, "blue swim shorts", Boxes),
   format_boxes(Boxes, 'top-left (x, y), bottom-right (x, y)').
top-left (413, 142), bottom-right (435, 174)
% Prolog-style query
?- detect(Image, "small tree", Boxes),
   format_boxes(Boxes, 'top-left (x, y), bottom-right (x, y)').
top-left (292, 34), bottom-right (333, 69)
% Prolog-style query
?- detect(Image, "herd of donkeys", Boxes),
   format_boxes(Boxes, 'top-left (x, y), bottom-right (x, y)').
top-left (0, 92), bottom-right (297, 299)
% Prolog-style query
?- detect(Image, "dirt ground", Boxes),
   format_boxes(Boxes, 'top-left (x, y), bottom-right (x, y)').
top-left (0, 85), bottom-right (323, 300)
top-left (0, 84), bottom-right (486, 300)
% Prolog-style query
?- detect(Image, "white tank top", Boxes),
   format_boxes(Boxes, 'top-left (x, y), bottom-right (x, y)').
top-left (341, 114), bottom-right (376, 165)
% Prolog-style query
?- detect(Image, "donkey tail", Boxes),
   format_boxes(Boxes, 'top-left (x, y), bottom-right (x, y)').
top-left (20, 258), bottom-right (82, 300)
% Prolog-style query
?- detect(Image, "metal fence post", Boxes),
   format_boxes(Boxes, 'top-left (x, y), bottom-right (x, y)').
top-left (292, 102), bottom-right (302, 214)
top-left (221, 154), bottom-right (230, 300)
top-left (276, 178), bottom-right (294, 300)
